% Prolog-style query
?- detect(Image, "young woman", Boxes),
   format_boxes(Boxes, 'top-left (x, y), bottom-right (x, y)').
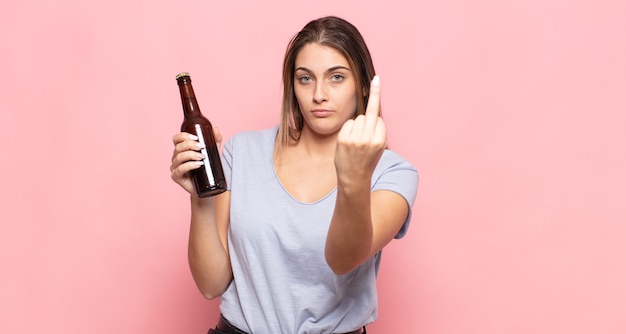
top-left (170, 16), bottom-right (418, 334)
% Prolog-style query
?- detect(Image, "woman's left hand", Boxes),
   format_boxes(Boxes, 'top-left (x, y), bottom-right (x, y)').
top-left (334, 75), bottom-right (386, 184)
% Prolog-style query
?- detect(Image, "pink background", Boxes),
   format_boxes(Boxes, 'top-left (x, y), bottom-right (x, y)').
top-left (1, 0), bottom-right (625, 333)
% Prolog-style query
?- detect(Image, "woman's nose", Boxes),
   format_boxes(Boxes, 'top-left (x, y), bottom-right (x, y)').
top-left (313, 82), bottom-right (328, 103)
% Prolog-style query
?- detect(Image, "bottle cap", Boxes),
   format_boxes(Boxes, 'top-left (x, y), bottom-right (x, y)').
top-left (176, 72), bottom-right (190, 80)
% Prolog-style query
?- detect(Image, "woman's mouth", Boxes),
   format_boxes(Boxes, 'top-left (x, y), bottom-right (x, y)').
top-left (311, 109), bottom-right (333, 117)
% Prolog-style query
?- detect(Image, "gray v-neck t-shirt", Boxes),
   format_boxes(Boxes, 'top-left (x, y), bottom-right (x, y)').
top-left (218, 126), bottom-right (418, 333)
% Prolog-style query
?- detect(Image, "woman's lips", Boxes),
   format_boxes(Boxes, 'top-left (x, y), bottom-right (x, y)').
top-left (311, 109), bottom-right (333, 117)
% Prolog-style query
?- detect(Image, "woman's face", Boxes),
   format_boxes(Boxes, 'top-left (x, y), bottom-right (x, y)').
top-left (293, 43), bottom-right (358, 137)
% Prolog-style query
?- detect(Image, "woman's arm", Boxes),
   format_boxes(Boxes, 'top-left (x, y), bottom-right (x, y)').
top-left (325, 76), bottom-right (410, 275)
top-left (187, 192), bottom-right (232, 299)
top-left (171, 131), bottom-right (233, 299)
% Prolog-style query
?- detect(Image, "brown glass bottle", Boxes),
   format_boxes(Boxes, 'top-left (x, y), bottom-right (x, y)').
top-left (176, 72), bottom-right (227, 197)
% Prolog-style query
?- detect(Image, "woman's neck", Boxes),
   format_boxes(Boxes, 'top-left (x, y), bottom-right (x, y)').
top-left (295, 127), bottom-right (338, 158)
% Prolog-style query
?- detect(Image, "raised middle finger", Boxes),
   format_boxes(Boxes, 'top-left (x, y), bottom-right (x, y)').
top-left (364, 75), bottom-right (381, 130)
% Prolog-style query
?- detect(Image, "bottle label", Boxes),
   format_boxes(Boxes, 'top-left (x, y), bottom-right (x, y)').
top-left (195, 124), bottom-right (216, 186)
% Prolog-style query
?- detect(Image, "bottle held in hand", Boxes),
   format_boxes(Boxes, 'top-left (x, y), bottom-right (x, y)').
top-left (176, 72), bottom-right (227, 197)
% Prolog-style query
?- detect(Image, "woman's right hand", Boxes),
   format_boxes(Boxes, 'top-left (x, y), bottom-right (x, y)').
top-left (170, 132), bottom-right (206, 195)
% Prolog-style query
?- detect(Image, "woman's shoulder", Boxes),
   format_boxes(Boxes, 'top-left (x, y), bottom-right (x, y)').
top-left (229, 126), bottom-right (278, 142)
top-left (226, 126), bottom-right (278, 147)
top-left (379, 149), bottom-right (417, 171)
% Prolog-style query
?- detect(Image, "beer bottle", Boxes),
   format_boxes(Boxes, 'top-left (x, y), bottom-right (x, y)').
top-left (176, 72), bottom-right (227, 197)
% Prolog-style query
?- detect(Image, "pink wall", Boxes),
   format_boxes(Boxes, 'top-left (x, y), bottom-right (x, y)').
top-left (1, 1), bottom-right (625, 333)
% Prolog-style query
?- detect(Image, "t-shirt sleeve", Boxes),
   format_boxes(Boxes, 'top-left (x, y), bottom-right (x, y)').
top-left (221, 137), bottom-right (235, 191)
top-left (371, 151), bottom-right (419, 239)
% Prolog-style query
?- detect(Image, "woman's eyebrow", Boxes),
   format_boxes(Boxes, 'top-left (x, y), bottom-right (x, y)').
top-left (294, 65), bottom-right (352, 74)
top-left (325, 65), bottom-right (351, 74)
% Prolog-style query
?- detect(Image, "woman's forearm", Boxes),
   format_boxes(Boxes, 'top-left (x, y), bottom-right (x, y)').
top-left (325, 179), bottom-right (374, 275)
top-left (187, 195), bottom-right (232, 299)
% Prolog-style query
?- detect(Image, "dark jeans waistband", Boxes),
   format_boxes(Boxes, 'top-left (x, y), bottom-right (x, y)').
top-left (209, 314), bottom-right (366, 334)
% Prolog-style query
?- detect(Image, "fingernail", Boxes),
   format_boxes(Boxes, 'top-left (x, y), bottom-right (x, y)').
top-left (372, 75), bottom-right (380, 87)
top-left (195, 142), bottom-right (205, 148)
top-left (197, 153), bottom-right (205, 159)
top-left (195, 161), bottom-right (204, 166)
top-left (188, 134), bottom-right (199, 140)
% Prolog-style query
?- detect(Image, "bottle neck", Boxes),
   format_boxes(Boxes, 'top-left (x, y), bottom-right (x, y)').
top-left (177, 79), bottom-right (201, 118)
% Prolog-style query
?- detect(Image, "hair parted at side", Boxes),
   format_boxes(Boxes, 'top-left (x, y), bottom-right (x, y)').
top-left (278, 16), bottom-right (377, 146)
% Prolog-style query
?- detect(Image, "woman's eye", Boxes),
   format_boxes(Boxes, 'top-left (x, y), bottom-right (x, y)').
top-left (331, 74), bottom-right (344, 81)
top-left (298, 75), bottom-right (312, 84)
